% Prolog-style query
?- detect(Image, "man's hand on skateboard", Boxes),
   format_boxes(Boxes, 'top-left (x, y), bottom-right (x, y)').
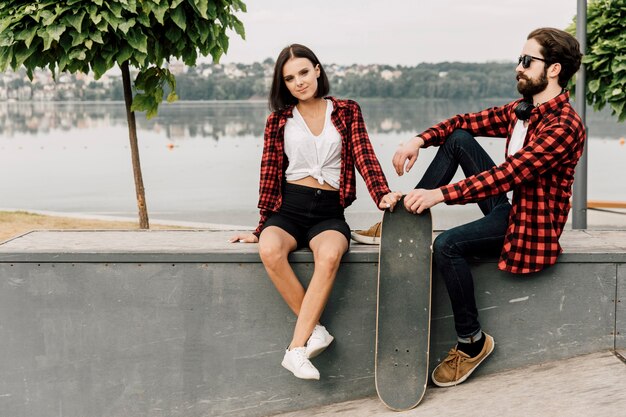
top-left (403, 188), bottom-right (444, 214)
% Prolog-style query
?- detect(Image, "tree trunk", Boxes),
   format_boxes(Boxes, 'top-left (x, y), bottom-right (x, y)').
top-left (121, 61), bottom-right (149, 229)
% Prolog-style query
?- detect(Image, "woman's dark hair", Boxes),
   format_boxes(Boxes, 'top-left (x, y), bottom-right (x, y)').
top-left (269, 44), bottom-right (330, 112)
top-left (528, 27), bottom-right (582, 88)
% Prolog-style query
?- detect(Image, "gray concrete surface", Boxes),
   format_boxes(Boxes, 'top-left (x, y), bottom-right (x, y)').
top-left (1, 230), bottom-right (624, 417)
top-left (2, 229), bottom-right (626, 260)
top-left (271, 351), bottom-right (626, 417)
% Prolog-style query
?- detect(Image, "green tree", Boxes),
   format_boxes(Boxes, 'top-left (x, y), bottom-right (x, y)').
top-left (0, 0), bottom-right (246, 228)
top-left (568, 0), bottom-right (626, 121)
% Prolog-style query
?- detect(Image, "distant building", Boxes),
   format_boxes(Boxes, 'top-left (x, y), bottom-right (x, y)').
top-left (380, 69), bottom-right (402, 80)
top-left (168, 60), bottom-right (187, 75)
top-left (224, 64), bottom-right (246, 79)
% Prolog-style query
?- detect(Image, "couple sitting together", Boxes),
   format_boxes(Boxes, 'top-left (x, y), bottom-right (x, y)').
top-left (230, 27), bottom-right (585, 386)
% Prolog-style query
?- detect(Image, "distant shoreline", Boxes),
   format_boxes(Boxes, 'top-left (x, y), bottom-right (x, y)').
top-left (0, 209), bottom-right (252, 231)
top-left (1, 97), bottom-right (518, 104)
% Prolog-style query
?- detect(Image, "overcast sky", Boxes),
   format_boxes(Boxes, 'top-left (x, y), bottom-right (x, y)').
top-left (220, 0), bottom-right (580, 66)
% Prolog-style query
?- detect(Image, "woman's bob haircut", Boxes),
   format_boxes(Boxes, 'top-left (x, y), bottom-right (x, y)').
top-left (269, 44), bottom-right (330, 112)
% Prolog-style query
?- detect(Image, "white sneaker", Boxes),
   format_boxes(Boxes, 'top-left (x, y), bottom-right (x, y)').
top-left (306, 325), bottom-right (334, 358)
top-left (281, 347), bottom-right (320, 380)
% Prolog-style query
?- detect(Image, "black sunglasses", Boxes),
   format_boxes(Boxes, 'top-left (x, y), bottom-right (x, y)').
top-left (518, 54), bottom-right (547, 69)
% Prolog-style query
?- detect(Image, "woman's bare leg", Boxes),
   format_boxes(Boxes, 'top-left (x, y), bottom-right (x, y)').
top-left (289, 230), bottom-right (348, 348)
top-left (258, 226), bottom-right (303, 316)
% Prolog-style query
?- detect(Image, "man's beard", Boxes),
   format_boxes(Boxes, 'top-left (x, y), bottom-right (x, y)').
top-left (517, 68), bottom-right (548, 97)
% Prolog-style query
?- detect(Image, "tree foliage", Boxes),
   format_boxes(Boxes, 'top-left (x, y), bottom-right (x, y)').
top-left (568, 0), bottom-right (626, 121)
top-left (0, 0), bottom-right (246, 229)
top-left (0, 0), bottom-right (246, 117)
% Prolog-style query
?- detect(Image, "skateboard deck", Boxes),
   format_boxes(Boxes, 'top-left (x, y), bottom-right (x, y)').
top-left (375, 203), bottom-right (432, 411)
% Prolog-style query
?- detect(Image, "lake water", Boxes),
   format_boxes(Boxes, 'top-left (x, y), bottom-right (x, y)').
top-left (0, 99), bottom-right (624, 230)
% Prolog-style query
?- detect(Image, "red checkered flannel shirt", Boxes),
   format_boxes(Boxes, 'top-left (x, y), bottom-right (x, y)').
top-left (418, 91), bottom-right (586, 273)
top-left (254, 97), bottom-right (391, 236)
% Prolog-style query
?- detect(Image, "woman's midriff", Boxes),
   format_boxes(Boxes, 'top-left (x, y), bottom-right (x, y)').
top-left (287, 176), bottom-right (338, 191)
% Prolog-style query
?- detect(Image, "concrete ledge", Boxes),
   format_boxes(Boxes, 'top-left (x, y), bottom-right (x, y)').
top-left (0, 230), bottom-right (379, 263)
top-left (0, 230), bottom-right (624, 417)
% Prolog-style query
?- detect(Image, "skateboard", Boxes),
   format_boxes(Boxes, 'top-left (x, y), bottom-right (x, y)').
top-left (375, 201), bottom-right (433, 411)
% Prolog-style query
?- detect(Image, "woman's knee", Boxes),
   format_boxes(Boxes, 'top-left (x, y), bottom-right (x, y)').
top-left (312, 237), bottom-right (346, 271)
top-left (258, 233), bottom-right (292, 267)
top-left (315, 247), bottom-right (343, 269)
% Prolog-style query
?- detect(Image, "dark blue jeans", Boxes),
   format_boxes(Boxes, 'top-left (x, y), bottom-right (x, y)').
top-left (417, 129), bottom-right (511, 338)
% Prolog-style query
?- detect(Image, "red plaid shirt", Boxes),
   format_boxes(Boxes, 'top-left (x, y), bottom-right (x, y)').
top-left (418, 91), bottom-right (586, 273)
top-left (254, 97), bottom-right (391, 236)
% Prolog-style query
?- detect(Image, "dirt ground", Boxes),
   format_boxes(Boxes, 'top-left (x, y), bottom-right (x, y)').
top-left (0, 211), bottom-right (188, 242)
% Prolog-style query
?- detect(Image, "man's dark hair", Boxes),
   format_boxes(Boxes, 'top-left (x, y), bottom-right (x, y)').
top-left (528, 27), bottom-right (583, 88)
top-left (269, 44), bottom-right (330, 112)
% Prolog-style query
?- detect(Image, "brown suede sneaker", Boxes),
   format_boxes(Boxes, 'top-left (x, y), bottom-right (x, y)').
top-left (350, 222), bottom-right (381, 244)
top-left (431, 333), bottom-right (495, 387)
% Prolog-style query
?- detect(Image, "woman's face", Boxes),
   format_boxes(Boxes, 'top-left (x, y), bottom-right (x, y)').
top-left (281, 57), bottom-right (320, 103)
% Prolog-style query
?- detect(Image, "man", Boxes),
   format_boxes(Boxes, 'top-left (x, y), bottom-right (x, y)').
top-left (355, 27), bottom-right (585, 386)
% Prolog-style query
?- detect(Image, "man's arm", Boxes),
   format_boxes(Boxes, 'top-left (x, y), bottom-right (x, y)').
top-left (394, 103), bottom-right (516, 176)
top-left (442, 121), bottom-right (581, 204)
top-left (418, 103), bottom-right (515, 148)
top-left (404, 111), bottom-right (584, 213)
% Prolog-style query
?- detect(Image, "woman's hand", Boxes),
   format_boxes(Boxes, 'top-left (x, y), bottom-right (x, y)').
top-left (392, 136), bottom-right (424, 176)
top-left (378, 191), bottom-right (403, 212)
top-left (228, 232), bottom-right (259, 243)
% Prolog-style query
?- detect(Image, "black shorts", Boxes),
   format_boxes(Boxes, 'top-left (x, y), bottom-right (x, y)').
top-left (261, 183), bottom-right (351, 249)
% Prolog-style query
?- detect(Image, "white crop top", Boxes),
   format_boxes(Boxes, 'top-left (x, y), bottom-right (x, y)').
top-left (284, 100), bottom-right (342, 189)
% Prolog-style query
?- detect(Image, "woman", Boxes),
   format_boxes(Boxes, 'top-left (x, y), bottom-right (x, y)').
top-left (230, 44), bottom-right (400, 380)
